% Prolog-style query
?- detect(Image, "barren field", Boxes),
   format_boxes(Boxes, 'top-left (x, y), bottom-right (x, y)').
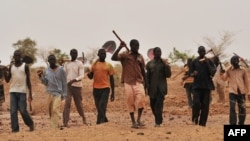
top-left (0, 67), bottom-right (250, 141)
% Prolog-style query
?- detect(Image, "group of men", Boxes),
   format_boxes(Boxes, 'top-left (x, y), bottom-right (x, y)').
top-left (1, 39), bottom-right (250, 133)
top-left (182, 46), bottom-right (250, 126)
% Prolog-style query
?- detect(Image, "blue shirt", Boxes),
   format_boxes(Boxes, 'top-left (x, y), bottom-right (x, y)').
top-left (40, 66), bottom-right (67, 98)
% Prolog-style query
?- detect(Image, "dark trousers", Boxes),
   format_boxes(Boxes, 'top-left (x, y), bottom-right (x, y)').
top-left (63, 86), bottom-right (85, 125)
top-left (10, 92), bottom-right (34, 132)
top-left (229, 93), bottom-right (246, 125)
top-left (150, 94), bottom-right (165, 125)
top-left (93, 88), bottom-right (110, 124)
top-left (192, 89), bottom-right (211, 126)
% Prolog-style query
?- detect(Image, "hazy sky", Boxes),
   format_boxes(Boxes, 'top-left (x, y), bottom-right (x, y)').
top-left (1, 0), bottom-right (250, 66)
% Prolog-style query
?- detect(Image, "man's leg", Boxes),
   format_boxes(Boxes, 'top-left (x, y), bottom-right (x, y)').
top-left (63, 87), bottom-right (72, 126)
top-left (154, 94), bottom-right (164, 126)
top-left (192, 89), bottom-right (201, 125)
top-left (150, 98), bottom-right (156, 123)
top-left (185, 84), bottom-right (193, 108)
top-left (124, 83), bottom-right (138, 128)
top-left (93, 88), bottom-right (102, 124)
top-left (135, 83), bottom-right (146, 126)
top-left (71, 87), bottom-right (86, 124)
top-left (19, 93), bottom-right (34, 131)
top-left (229, 93), bottom-right (237, 125)
top-left (10, 93), bottom-right (19, 132)
top-left (237, 94), bottom-right (246, 125)
top-left (51, 95), bottom-right (62, 129)
top-left (98, 88), bottom-right (110, 123)
top-left (130, 112), bottom-right (138, 128)
top-left (137, 108), bottom-right (145, 126)
top-left (199, 89), bottom-right (210, 126)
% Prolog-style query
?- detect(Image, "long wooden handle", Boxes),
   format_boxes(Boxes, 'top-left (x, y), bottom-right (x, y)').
top-left (112, 30), bottom-right (129, 51)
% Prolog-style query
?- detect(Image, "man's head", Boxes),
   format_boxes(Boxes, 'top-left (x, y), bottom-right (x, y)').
top-left (98, 48), bottom-right (106, 61)
top-left (198, 46), bottom-right (206, 58)
top-left (153, 47), bottom-right (161, 59)
top-left (13, 50), bottom-right (22, 63)
top-left (130, 39), bottom-right (139, 54)
top-left (70, 49), bottom-right (78, 61)
top-left (48, 54), bottom-right (57, 69)
top-left (230, 55), bottom-right (240, 69)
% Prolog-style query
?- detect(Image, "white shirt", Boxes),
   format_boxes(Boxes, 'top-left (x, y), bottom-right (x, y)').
top-left (64, 60), bottom-right (84, 87)
top-left (10, 63), bottom-right (27, 93)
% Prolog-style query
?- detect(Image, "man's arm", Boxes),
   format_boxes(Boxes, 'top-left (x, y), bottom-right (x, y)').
top-left (4, 66), bottom-right (11, 83)
top-left (145, 63), bottom-right (150, 95)
top-left (111, 41), bottom-right (126, 61)
top-left (220, 69), bottom-right (228, 81)
top-left (87, 65), bottom-right (94, 79)
top-left (140, 58), bottom-right (148, 94)
top-left (206, 59), bottom-right (217, 77)
top-left (164, 63), bottom-right (172, 78)
top-left (109, 75), bottom-right (115, 101)
top-left (75, 62), bottom-right (85, 81)
top-left (61, 68), bottom-right (68, 99)
top-left (25, 64), bottom-right (33, 101)
top-left (243, 70), bottom-right (249, 94)
top-left (67, 62), bottom-right (84, 86)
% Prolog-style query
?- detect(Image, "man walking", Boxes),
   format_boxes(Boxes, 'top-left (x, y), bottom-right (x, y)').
top-left (38, 54), bottom-right (67, 129)
top-left (221, 55), bottom-right (249, 125)
top-left (87, 49), bottom-right (115, 124)
top-left (111, 39), bottom-right (147, 128)
top-left (63, 49), bottom-right (86, 127)
top-left (146, 47), bottom-right (171, 127)
top-left (189, 46), bottom-right (216, 126)
top-left (4, 50), bottom-right (34, 132)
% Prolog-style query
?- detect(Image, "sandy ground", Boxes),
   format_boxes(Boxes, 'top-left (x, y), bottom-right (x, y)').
top-left (0, 69), bottom-right (250, 141)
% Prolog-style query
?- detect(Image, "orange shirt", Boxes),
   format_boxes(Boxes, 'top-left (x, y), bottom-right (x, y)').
top-left (91, 61), bottom-right (115, 88)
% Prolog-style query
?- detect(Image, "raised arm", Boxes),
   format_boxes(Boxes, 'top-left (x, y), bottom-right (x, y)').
top-left (111, 41), bottom-right (126, 61)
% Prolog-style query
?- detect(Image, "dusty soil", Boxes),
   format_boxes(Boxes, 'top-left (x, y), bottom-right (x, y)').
top-left (0, 68), bottom-right (250, 141)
